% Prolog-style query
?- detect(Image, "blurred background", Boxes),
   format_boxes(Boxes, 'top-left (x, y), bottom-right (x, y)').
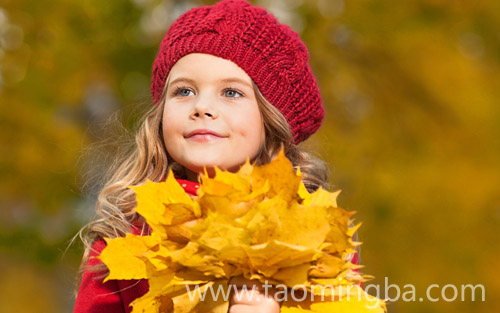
top-left (0, 0), bottom-right (499, 312)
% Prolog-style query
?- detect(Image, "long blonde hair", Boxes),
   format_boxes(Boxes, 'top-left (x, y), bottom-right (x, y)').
top-left (77, 82), bottom-right (329, 280)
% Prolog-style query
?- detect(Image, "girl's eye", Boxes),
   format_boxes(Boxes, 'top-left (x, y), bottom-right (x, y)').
top-left (173, 87), bottom-right (195, 97)
top-left (224, 89), bottom-right (243, 98)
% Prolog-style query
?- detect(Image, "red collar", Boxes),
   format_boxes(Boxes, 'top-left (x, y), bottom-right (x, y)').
top-left (176, 179), bottom-right (200, 196)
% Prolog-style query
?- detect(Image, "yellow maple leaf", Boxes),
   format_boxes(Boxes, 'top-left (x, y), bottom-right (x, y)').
top-left (99, 233), bottom-right (160, 281)
top-left (172, 281), bottom-right (229, 313)
top-left (99, 150), bottom-right (385, 313)
top-left (131, 174), bottom-right (198, 238)
top-left (250, 149), bottom-right (302, 202)
top-left (281, 285), bottom-right (386, 313)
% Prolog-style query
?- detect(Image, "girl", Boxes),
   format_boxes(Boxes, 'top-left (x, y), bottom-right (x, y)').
top-left (74, 0), bottom-right (338, 312)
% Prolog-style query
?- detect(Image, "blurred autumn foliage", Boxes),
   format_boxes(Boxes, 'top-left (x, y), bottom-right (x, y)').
top-left (0, 0), bottom-right (498, 312)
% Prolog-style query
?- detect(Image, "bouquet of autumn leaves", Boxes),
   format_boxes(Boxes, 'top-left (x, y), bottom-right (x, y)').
top-left (99, 151), bottom-right (386, 313)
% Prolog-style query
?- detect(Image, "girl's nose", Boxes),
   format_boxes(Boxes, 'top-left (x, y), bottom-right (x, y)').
top-left (190, 95), bottom-right (218, 119)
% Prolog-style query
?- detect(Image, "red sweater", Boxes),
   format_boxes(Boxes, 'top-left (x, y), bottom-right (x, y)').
top-left (73, 179), bottom-right (359, 312)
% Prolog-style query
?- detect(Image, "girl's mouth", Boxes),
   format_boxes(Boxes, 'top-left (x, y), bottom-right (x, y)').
top-left (185, 129), bottom-right (227, 142)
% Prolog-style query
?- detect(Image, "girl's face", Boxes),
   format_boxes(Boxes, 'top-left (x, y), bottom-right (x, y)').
top-left (162, 53), bottom-right (265, 179)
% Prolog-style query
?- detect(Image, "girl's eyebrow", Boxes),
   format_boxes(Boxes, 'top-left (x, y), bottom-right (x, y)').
top-left (168, 77), bottom-right (196, 87)
top-left (219, 78), bottom-right (252, 88)
top-left (168, 77), bottom-right (252, 88)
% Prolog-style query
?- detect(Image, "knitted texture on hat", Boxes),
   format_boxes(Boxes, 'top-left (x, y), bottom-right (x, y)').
top-left (151, 0), bottom-right (324, 143)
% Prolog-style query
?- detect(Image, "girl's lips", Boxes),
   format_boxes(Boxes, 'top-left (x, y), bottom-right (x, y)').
top-left (185, 129), bottom-right (227, 142)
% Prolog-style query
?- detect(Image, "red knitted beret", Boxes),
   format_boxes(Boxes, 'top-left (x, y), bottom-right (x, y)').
top-left (151, 0), bottom-right (324, 143)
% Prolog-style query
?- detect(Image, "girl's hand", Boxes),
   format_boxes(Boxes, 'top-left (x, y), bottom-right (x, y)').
top-left (228, 276), bottom-right (280, 313)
